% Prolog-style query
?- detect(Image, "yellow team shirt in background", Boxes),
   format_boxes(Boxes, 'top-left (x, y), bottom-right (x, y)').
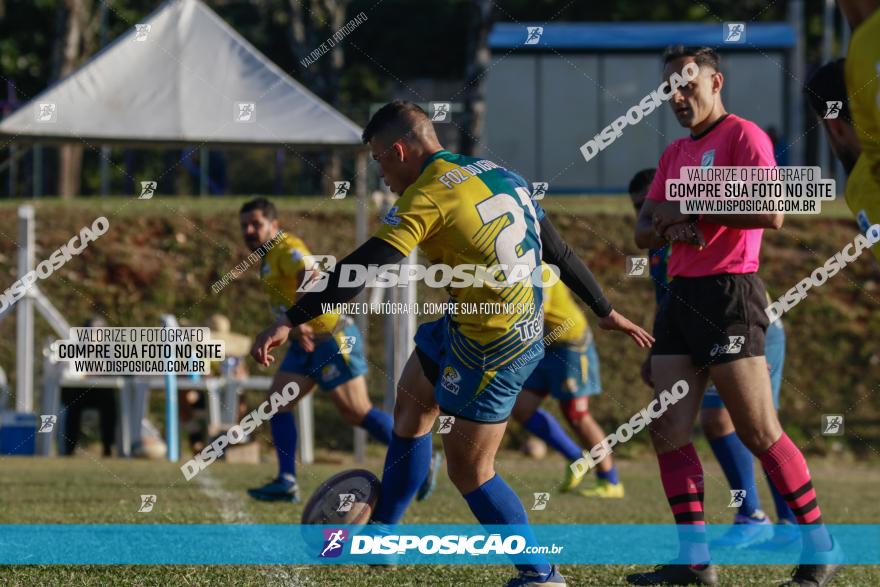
top-left (540, 264), bottom-right (591, 347)
top-left (260, 232), bottom-right (339, 335)
top-left (845, 9), bottom-right (880, 262)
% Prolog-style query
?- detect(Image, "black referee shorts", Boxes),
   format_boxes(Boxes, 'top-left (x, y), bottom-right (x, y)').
top-left (652, 273), bottom-right (769, 370)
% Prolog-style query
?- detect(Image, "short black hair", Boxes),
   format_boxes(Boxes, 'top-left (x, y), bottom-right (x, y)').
top-left (663, 45), bottom-right (721, 73)
top-left (803, 59), bottom-right (851, 124)
top-left (628, 168), bottom-right (656, 196)
top-left (362, 100), bottom-right (430, 144)
top-left (240, 197), bottom-right (277, 220)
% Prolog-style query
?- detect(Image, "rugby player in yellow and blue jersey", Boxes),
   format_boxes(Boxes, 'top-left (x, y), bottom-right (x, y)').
top-left (252, 102), bottom-right (653, 587)
top-left (240, 198), bottom-right (438, 503)
top-left (838, 1), bottom-right (880, 256)
top-left (511, 265), bottom-right (624, 498)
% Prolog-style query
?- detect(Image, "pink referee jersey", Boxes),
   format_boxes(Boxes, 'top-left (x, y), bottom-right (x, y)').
top-left (646, 114), bottom-right (776, 278)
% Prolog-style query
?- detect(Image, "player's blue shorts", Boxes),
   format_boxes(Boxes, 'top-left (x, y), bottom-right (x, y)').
top-left (414, 316), bottom-right (543, 423)
top-left (279, 319), bottom-right (368, 390)
top-left (702, 319), bottom-right (785, 409)
top-left (524, 340), bottom-right (602, 399)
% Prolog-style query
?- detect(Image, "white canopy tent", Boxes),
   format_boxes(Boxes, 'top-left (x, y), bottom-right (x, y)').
top-left (0, 0), bottom-right (388, 461)
top-left (0, 0), bottom-right (364, 149)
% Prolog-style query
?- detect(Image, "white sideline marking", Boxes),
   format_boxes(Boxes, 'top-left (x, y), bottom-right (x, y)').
top-left (196, 471), bottom-right (305, 586)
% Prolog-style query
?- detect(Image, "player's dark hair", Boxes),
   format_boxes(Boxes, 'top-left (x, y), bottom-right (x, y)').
top-left (362, 100), bottom-right (430, 144)
top-left (240, 197), bottom-right (277, 220)
top-left (663, 45), bottom-right (720, 73)
top-left (803, 59), bottom-right (852, 124)
top-left (628, 168), bottom-right (656, 196)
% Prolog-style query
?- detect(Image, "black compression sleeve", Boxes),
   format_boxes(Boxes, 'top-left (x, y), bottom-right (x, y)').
top-left (285, 237), bottom-right (406, 327)
top-left (539, 215), bottom-right (613, 318)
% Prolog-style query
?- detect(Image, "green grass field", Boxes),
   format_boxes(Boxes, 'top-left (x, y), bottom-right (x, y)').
top-left (1, 451), bottom-right (878, 586)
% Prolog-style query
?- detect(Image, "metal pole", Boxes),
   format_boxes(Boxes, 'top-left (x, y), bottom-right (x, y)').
top-left (819, 0), bottom-right (835, 177)
top-left (32, 145), bottom-right (42, 198)
top-left (100, 146), bottom-right (111, 197)
top-left (353, 151), bottom-right (369, 462)
top-left (15, 205), bottom-right (34, 412)
top-left (788, 0), bottom-right (806, 166)
top-left (161, 315), bottom-right (180, 462)
top-left (199, 147), bottom-right (209, 196)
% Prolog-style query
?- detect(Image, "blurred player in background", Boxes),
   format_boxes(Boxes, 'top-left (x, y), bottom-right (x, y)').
top-left (252, 101), bottom-right (653, 586)
top-left (628, 47), bottom-right (840, 586)
top-left (629, 170), bottom-right (798, 550)
top-left (511, 264), bottom-right (623, 498)
top-left (239, 198), bottom-right (439, 502)
top-left (837, 1), bottom-right (880, 253)
top-left (803, 59), bottom-right (877, 265)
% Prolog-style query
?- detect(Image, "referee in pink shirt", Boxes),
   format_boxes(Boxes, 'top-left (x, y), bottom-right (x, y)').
top-left (628, 46), bottom-right (840, 587)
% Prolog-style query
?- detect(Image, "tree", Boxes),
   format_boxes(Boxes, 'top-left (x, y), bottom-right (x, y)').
top-left (57, 0), bottom-right (101, 198)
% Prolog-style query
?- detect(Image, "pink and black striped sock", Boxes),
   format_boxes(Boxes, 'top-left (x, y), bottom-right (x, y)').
top-left (759, 433), bottom-right (832, 552)
top-left (658, 443), bottom-right (709, 564)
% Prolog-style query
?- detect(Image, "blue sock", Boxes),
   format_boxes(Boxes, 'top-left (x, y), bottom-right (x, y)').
top-left (269, 411), bottom-right (297, 478)
top-left (596, 464), bottom-right (619, 485)
top-left (372, 431), bottom-right (432, 524)
top-left (464, 474), bottom-right (552, 578)
top-left (360, 407), bottom-right (393, 445)
top-left (764, 468), bottom-right (797, 523)
top-left (524, 409), bottom-right (582, 462)
top-left (709, 432), bottom-right (761, 517)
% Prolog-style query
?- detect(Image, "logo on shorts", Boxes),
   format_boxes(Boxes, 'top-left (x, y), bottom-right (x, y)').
top-left (338, 335), bottom-right (356, 355)
top-left (728, 489), bottom-right (746, 508)
top-left (337, 493), bottom-right (355, 512)
top-left (563, 378), bottom-right (578, 393)
top-left (38, 415), bottom-right (57, 433)
top-left (437, 415), bottom-right (455, 434)
top-left (322, 364), bottom-right (341, 382)
top-left (700, 149), bottom-right (715, 167)
top-left (297, 255), bottom-right (337, 293)
top-left (441, 366), bottom-right (461, 395)
top-left (320, 528), bottom-right (348, 558)
top-left (710, 336), bottom-right (745, 357)
top-left (821, 414), bottom-right (844, 436)
top-left (531, 492), bottom-right (550, 510)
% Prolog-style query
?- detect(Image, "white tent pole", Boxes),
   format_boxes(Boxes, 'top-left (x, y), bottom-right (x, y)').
top-left (15, 205), bottom-right (35, 412)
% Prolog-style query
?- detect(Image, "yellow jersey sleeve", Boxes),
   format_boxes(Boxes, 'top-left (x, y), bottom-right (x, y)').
top-left (846, 10), bottom-right (880, 186)
top-left (373, 189), bottom-right (444, 256)
top-left (277, 239), bottom-right (310, 280)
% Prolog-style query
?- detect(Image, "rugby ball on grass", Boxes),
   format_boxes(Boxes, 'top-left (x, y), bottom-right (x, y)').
top-left (301, 469), bottom-right (380, 526)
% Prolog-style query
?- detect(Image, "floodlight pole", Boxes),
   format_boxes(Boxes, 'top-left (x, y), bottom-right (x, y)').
top-left (15, 206), bottom-right (35, 411)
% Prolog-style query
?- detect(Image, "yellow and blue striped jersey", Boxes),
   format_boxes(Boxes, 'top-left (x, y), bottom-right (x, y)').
top-left (845, 9), bottom-right (880, 262)
top-left (373, 150), bottom-right (545, 369)
top-left (260, 232), bottom-right (339, 335)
